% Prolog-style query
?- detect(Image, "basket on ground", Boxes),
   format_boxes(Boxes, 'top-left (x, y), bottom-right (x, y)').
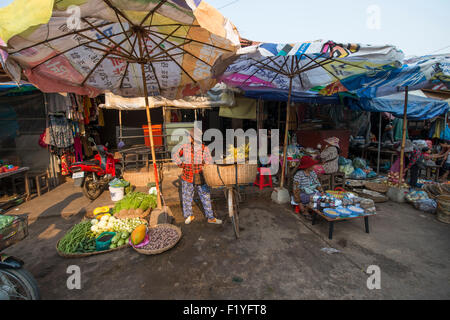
top-left (436, 195), bottom-right (450, 224)
top-left (203, 163), bottom-right (258, 188)
top-left (0, 215), bottom-right (28, 251)
top-left (132, 224), bottom-right (182, 255)
top-left (364, 182), bottom-right (389, 194)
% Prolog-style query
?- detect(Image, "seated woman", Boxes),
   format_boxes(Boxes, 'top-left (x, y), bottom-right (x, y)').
top-left (429, 140), bottom-right (450, 182)
top-left (320, 137), bottom-right (340, 174)
top-left (293, 156), bottom-right (324, 220)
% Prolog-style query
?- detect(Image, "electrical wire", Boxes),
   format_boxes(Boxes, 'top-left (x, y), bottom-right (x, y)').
top-left (218, 0), bottom-right (241, 10)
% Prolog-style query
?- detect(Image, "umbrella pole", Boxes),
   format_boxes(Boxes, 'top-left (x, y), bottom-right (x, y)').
top-left (398, 86), bottom-right (409, 187)
top-left (377, 112), bottom-right (382, 175)
top-left (119, 110), bottom-right (123, 141)
top-left (138, 34), bottom-right (162, 209)
top-left (280, 76), bottom-right (293, 189)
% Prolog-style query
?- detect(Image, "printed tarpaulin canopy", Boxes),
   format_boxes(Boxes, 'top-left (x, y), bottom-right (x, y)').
top-left (0, 0), bottom-right (240, 99)
top-left (100, 83), bottom-right (236, 110)
top-left (214, 40), bottom-right (404, 92)
top-left (334, 54), bottom-right (450, 98)
top-left (346, 90), bottom-right (450, 120)
top-left (242, 87), bottom-right (341, 105)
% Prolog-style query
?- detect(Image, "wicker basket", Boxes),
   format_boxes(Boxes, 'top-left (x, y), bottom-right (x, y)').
top-left (354, 189), bottom-right (389, 203)
top-left (123, 171), bottom-right (152, 187)
top-left (203, 163), bottom-right (258, 188)
top-left (436, 195), bottom-right (450, 224)
top-left (56, 241), bottom-right (130, 259)
top-left (0, 215), bottom-right (28, 251)
top-left (364, 182), bottom-right (389, 194)
top-left (132, 224), bottom-right (182, 255)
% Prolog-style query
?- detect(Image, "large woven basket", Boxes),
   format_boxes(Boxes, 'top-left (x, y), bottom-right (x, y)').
top-left (354, 189), bottom-right (389, 203)
top-left (132, 224), bottom-right (182, 255)
top-left (436, 195), bottom-right (450, 224)
top-left (203, 163), bottom-right (258, 188)
top-left (364, 182), bottom-right (389, 194)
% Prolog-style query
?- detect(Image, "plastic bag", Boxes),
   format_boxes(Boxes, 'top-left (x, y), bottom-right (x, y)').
top-left (109, 178), bottom-right (130, 188)
top-left (413, 199), bottom-right (437, 214)
top-left (405, 190), bottom-right (429, 202)
top-left (367, 171), bottom-right (377, 179)
top-left (353, 158), bottom-right (367, 169)
top-left (340, 164), bottom-right (355, 177)
top-left (339, 156), bottom-right (352, 166)
top-left (350, 168), bottom-right (367, 180)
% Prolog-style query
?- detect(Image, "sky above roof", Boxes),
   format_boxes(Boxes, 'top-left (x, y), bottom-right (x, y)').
top-left (0, 0), bottom-right (448, 57)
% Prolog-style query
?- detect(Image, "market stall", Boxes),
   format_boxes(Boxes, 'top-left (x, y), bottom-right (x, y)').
top-left (55, 189), bottom-right (182, 258)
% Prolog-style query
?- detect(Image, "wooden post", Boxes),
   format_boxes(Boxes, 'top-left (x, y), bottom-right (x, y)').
top-left (138, 31), bottom-right (162, 209)
top-left (119, 110), bottom-right (123, 141)
top-left (377, 112), bottom-right (382, 174)
top-left (398, 86), bottom-right (409, 187)
top-left (280, 76), bottom-right (293, 189)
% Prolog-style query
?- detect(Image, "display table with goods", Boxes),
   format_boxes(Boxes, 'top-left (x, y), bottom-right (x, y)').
top-left (56, 191), bottom-right (161, 258)
top-left (306, 191), bottom-right (376, 240)
top-left (0, 167), bottom-right (31, 201)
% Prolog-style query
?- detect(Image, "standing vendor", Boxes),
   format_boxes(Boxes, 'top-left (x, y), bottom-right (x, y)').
top-left (429, 139), bottom-right (450, 182)
top-left (293, 156), bottom-right (324, 220)
top-left (320, 137), bottom-right (340, 174)
top-left (172, 128), bottom-right (222, 225)
top-left (401, 140), bottom-right (424, 189)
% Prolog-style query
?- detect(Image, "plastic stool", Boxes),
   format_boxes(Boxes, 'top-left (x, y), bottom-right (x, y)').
top-left (254, 167), bottom-right (273, 190)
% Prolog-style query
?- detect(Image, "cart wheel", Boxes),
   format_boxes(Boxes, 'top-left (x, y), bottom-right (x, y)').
top-left (228, 188), bottom-right (240, 239)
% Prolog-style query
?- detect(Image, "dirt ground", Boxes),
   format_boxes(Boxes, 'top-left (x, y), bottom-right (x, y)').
top-left (3, 182), bottom-right (450, 300)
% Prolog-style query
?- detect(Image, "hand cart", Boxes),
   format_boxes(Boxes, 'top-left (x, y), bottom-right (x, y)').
top-left (203, 163), bottom-right (258, 239)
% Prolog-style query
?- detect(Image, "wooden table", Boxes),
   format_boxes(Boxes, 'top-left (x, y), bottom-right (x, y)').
top-left (119, 146), bottom-right (151, 171)
top-left (307, 205), bottom-right (374, 240)
top-left (0, 167), bottom-right (31, 201)
top-left (363, 147), bottom-right (397, 167)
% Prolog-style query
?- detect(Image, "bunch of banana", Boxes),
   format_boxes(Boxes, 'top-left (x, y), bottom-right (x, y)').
top-left (225, 143), bottom-right (251, 163)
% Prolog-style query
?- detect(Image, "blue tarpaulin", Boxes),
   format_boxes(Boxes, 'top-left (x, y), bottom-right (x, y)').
top-left (242, 87), bottom-right (448, 121)
top-left (346, 92), bottom-right (449, 120)
top-left (243, 88), bottom-right (341, 104)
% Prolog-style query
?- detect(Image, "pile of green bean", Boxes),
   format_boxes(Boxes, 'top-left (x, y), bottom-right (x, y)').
top-left (57, 221), bottom-right (93, 254)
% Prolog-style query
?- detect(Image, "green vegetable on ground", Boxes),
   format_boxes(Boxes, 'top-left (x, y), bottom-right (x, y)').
top-left (57, 221), bottom-right (93, 254)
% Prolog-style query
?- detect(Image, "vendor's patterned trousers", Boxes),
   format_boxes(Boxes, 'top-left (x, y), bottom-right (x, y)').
top-left (181, 180), bottom-right (214, 220)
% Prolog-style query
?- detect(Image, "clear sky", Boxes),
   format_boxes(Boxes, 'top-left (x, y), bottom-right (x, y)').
top-left (1, 0), bottom-right (449, 57)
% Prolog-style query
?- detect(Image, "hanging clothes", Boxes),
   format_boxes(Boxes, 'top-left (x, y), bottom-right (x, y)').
top-left (83, 96), bottom-right (91, 124)
top-left (60, 152), bottom-right (75, 176)
top-left (393, 118), bottom-right (408, 141)
top-left (48, 115), bottom-right (74, 148)
top-left (98, 108), bottom-right (105, 126)
top-left (74, 136), bottom-right (83, 162)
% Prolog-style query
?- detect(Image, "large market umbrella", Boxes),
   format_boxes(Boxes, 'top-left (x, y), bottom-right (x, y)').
top-left (0, 0), bottom-right (240, 208)
top-left (214, 40), bottom-right (404, 188)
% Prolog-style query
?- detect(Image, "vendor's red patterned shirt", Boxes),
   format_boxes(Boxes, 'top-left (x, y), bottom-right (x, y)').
top-left (407, 149), bottom-right (422, 170)
top-left (172, 143), bottom-right (213, 183)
